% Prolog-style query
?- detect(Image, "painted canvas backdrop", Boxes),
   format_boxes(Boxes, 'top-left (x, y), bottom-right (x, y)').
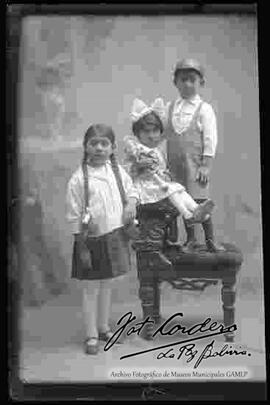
top-left (18, 14), bottom-right (262, 318)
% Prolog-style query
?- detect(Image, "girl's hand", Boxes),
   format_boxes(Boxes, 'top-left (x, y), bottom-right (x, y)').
top-left (74, 234), bottom-right (92, 267)
top-left (123, 199), bottom-right (137, 224)
top-left (196, 166), bottom-right (210, 186)
top-left (74, 233), bottom-right (85, 243)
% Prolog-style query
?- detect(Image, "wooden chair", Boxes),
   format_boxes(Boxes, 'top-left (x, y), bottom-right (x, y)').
top-left (134, 198), bottom-right (243, 342)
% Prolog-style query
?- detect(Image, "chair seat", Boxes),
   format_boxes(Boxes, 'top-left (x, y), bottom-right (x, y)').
top-left (165, 242), bottom-right (243, 268)
top-left (136, 243), bottom-right (243, 280)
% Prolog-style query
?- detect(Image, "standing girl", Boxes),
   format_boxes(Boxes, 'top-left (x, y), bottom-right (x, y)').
top-left (66, 124), bottom-right (138, 355)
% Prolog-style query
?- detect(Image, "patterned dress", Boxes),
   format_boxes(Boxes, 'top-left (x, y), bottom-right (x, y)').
top-left (123, 135), bottom-right (184, 204)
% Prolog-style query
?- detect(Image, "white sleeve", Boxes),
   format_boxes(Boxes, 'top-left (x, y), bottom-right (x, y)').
top-left (66, 171), bottom-right (84, 234)
top-left (163, 100), bottom-right (172, 130)
top-left (152, 97), bottom-right (170, 127)
top-left (200, 103), bottom-right (218, 157)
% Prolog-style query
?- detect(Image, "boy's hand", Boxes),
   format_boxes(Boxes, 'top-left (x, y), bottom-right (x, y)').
top-left (196, 166), bottom-right (210, 186)
top-left (196, 156), bottom-right (213, 186)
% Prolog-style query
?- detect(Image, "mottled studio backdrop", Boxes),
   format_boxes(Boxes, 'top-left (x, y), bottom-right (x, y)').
top-left (18, 15), bottom-right (263, 311)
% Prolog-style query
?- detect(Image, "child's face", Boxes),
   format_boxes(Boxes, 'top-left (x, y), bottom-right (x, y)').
top-left (138, 126), bottom-right (162, 148)
top-left (174, 69), bottom-right (201, 99)
top-left (85, 135), bottom-right (113, 166)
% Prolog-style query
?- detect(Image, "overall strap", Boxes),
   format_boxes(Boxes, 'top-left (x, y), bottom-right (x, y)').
top-left (186, 100), bottom-right (205, 151)
top-left (168, 99), bottom-right (204, 134)
top-left (188, 100), bottom-right (204, 129)
top-left (167, 100), bottom-right (177, 131)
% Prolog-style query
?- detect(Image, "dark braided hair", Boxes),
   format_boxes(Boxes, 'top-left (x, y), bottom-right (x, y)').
top-left (82, 124), bottom-right (127, 203)
top-left (132, 111), bottom-right (164, 138)
top-left (82, 123), bottom-right (116, 164)
top-left (110, 150), bottom-right (128, 205)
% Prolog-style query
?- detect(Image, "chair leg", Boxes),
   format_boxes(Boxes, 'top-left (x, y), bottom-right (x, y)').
top-left (139, 282), bottom-right (155, 340)
top-left (166, 218), bottom-right (178, 243)
top-left (221, 270), bottom-right (237, 342)
top-left (153, 281), bottom-right (161, 324)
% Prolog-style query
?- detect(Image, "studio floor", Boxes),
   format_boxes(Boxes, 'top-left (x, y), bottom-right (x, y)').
top-left (19, 266), bottom-right (266, 384)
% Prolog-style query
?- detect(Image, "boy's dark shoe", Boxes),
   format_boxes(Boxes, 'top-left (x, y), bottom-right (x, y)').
top-left (192, 199), bottom-right (215, 223)
top-left (206, 239), bottom-right (226, 253)
top-left (165, 240), bottom-right (183, 250)
top-left (182, 239), bottom-right (199, 253)
top-left (152, 251), bottom-right (172, 269)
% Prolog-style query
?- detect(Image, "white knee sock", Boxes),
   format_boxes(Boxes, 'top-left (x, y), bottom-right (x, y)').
top-left (169, 191), bottom-right (198, 219)
top-left (97, 279), bottom-right (113, 333)
top-left (82, 280), bottom-right (100, 338)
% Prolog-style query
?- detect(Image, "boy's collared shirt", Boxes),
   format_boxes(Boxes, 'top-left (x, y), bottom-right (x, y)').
top-left (165, 94), bottom-right (217, 157)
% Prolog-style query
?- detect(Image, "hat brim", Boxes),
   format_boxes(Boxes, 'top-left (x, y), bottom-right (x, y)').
top-left (174, 67), bottom-right (203, 78)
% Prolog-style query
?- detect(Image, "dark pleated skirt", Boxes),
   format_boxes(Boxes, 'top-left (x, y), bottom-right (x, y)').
top-left (71, 226), bottom-right (132, 280)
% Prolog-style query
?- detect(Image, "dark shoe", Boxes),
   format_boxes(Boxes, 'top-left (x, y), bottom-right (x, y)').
top-left (183, 238), bottom-right (198, 247)
top-left (84, 337), bottom-right (99, 355)
top-left (192, 199), bottom-right (215, 223)
top-left (165, 240), bottom-right (183, 250)
top-left (98, 330), bottom-right (114, 342)
top-left (206, 239), bottom-right (226, 253)
top-left (182, 240), bottom-right (199, 253)
top-left (154, 251), bottom-right (172, 269)
top-left (99, 330), bottom-right (123, 344)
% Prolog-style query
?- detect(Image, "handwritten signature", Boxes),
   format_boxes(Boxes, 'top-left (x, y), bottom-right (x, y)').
top-left (104, 312), bottom-right (251, 368)
top-left (156, 339), bottom-right (250, 368)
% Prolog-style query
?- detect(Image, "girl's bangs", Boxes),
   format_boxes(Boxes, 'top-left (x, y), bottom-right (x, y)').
top-left (134, 112), bottom-right (163, 133)
top-left (84, 124), bottom-right (116, 146)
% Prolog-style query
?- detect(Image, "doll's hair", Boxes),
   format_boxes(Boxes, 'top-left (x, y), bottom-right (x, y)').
top-left (132, 111), bottom-right (164, 138)
top-left (82, 124), bottom-right (120, 181)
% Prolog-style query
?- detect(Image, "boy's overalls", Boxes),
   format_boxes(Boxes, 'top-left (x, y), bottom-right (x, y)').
top-left (166, 99), bottom-right (214, 250)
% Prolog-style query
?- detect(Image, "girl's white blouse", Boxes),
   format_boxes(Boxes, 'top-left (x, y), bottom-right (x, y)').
top-left (66, 161), bottom-right (139, 236)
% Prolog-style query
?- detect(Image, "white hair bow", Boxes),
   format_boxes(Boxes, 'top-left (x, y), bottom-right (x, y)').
top-left (130, 97), bottom-right (166, 123)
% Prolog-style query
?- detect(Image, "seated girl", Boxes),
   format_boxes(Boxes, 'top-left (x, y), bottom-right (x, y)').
top-left (123, 98), bottom-right (215, 250)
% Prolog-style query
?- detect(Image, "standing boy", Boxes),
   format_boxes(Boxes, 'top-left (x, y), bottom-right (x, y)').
top-left (165, 58), bottom-right (224, 252)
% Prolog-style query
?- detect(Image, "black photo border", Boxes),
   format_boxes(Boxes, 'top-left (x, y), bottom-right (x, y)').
top-left (6, 2), bottom-right (269, 401)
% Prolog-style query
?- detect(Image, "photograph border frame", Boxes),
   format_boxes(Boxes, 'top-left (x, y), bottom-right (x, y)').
top-left (7, 2), bottom-right (269, 401)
